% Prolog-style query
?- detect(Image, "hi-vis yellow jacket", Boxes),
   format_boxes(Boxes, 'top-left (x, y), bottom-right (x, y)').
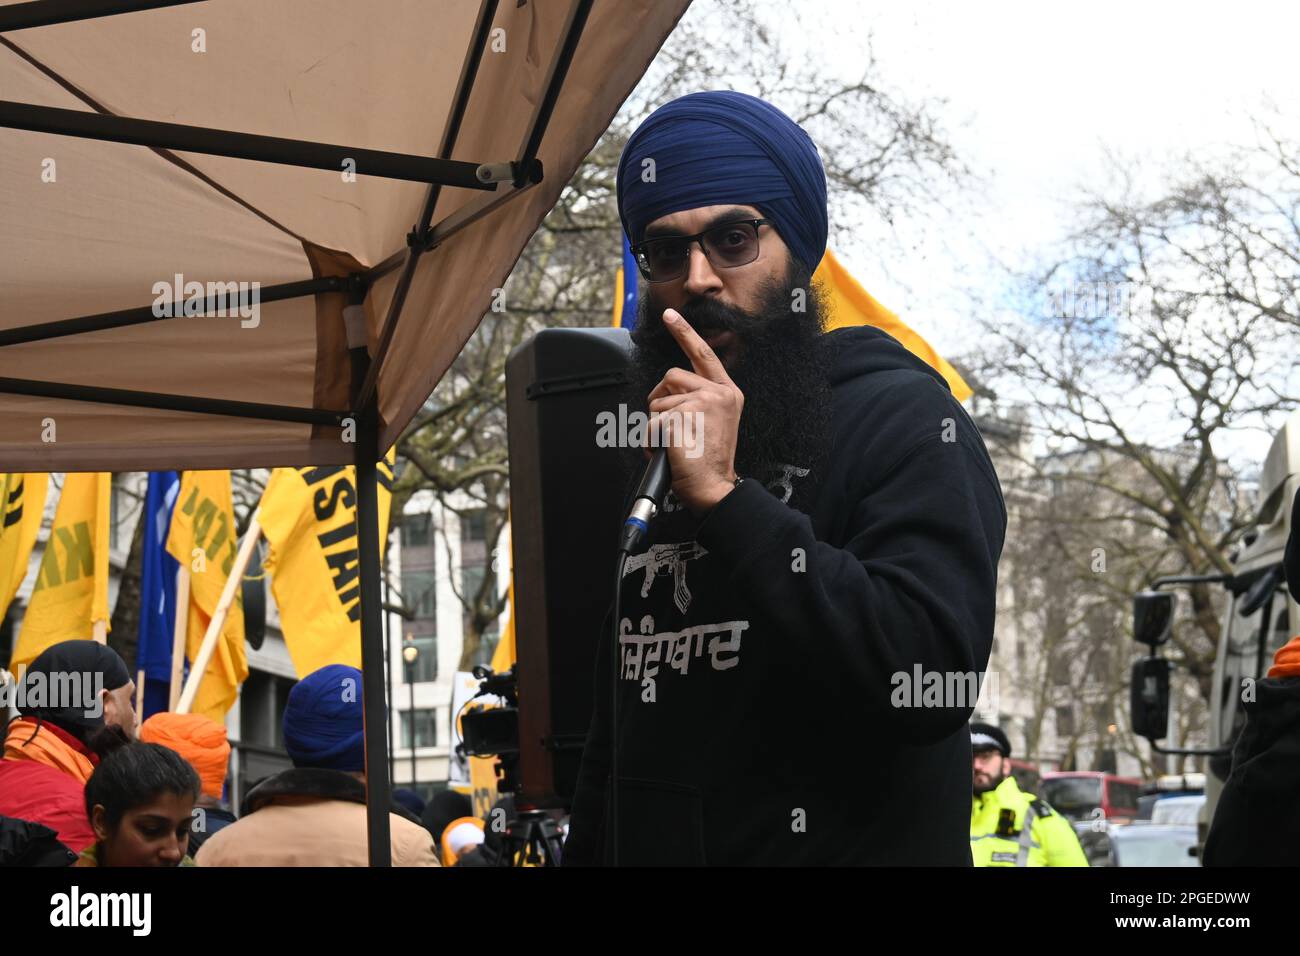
top-left (971, 775), bottom-right (1088, 867)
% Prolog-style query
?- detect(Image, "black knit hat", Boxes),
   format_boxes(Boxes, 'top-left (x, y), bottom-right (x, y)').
top-left (970, 722), bottom-right (1011, 758)
top-left (18, 640), bottom-right (131, 733)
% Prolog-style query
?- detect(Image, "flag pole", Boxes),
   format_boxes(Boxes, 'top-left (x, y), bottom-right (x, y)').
top-left (92, 473), bottom-right (111, 644)
top-left (176, 512), bottom-right (261, 715)
top-left (168, 566), bottom-right (191, 711)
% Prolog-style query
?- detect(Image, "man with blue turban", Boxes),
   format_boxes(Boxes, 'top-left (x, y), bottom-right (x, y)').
top-left (565, 92), bottom-right (1008, 866)
top-left (194, 665), bottom-right (438, 866)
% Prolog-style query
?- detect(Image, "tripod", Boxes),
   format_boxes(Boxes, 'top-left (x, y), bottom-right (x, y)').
top-left (496, 808), bottom-right (565, 867)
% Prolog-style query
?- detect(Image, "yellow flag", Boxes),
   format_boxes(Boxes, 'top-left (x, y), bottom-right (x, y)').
top-left (259, 450), bottom-right (395, 677)
top-left (0, 474), bottom-right (48, 622)
top-left (166, 471), bottom-right (248, 723)
top-left (11, 473), bottom-right (111, 674)
top-left (489, 508), bottom-right (516, 675)
top-left (814, 248), bottom-right (973, 402)
top-left (469, 585), bottom-right (512, 815)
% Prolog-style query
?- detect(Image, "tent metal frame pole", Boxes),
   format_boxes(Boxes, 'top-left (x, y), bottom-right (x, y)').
top-left (0, 100), bottom-right (500, 188)
top-left (0, 276), bottom-right (344, 347)
top-left (0, 376), bottom-right (349, 425)
top-left (383, 552), bottom-right (395, 791)
top-left (356, 409), bottom-right (390, 866)
top-left (361, 0), bottom-right (502, 287)
top-left (354, 0), bottom-right (590, 410)
top-left (0, 0), bottom-right (205, 32)
top-left (353, 0), bottom-right (501, 411)
top-left (512, 0), bottom-right (593, 187)
top-left (348, 278), bottom-right (393, 866)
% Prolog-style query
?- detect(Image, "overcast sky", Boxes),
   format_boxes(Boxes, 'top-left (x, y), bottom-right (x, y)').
top-left (793, 1), bottom-right (1299, 342)
top-left (766, 0), bottom-right (1300, 464)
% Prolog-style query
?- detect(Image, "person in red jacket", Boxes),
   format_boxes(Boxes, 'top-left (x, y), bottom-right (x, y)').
top-left (0, 641), bottom-right (136, 855)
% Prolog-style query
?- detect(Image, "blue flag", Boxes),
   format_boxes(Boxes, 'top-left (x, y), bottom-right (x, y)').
top-left (616, 234), bottom-right (639, 330)
top-left (137, 471), bottom-right (180, 718)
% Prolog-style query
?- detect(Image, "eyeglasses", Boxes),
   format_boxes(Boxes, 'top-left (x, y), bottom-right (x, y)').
top-left (631, 218), bottom-right (774, 283)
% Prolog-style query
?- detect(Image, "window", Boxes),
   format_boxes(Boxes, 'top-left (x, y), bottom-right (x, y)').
top-left (1092, 701), bottom-right (1112, 729)
top-left (461, 563), bottom-right (496, 602)
top-left (1056, 705), bottom-right (1075, 737)
top-left (1050, 651), bottom-right (1072, 686)
top-left (401, 513), bottom-right (432, 549)
top-left (402, 636), bottom-right (438, 683)
top-left (401, 708), bottom-right (438, 748)
top-left (1089, 647), bottom-right (1112, 683)
top-left (1108, 780), bottom-right (1141, 813)
top-left (240, 671), bottom-right (296, 750)
top-left (462, 509), bottom-right (487, 543)
top-left (401, 571), bottom-right (436, 619)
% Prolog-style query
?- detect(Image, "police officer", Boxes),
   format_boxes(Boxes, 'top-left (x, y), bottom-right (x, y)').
top-left (970, 723), bottom-right (1087, 867)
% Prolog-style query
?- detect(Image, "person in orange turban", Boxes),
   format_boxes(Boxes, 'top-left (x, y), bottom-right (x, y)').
top-left (139, 712), bottom-right (236, 855)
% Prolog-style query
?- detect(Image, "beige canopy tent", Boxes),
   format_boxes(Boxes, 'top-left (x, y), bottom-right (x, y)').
top-left (0, 0), bottom-right (690, 864)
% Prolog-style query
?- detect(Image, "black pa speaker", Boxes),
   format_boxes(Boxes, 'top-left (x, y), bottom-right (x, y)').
top-left (505, 326), bottom-right (635, 808)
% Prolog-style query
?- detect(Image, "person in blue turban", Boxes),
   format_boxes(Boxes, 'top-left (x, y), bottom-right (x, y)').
top-left (616, 90), bottom-right (836, 511)
top-left (617, 90), bottom-right (828, 277)
top-left (566, 91), bottom-right (1008, 866)
top-left (282, 663), bottom-right (365, 772)
top-left (191, 665), bottom-right (438, 865)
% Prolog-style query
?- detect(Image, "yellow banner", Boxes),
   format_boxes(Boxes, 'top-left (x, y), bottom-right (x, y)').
top-left (0, 474), bottom-right (48, 623)
top-left (489, 515), bottom-right (516, 675)
top-left (814, 248), bottom-right (973, 402)
top-left (259, 450), bottom-right (395, 677)
top-left (166, 471), bottom-right (248, 722)
top-left (11, 473), bottom-right (110, 673)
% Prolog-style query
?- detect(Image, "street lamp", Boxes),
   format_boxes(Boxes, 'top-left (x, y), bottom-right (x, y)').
top-left (402, 638), bottom-right (419, 792)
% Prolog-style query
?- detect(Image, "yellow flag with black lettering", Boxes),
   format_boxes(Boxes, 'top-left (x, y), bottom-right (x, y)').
top-left (259, 450), bottom-right (395, 677)
top-left (814, 248), bottom-right (973, 402)
top-left (165, 471), bottom-right (248, 723)
top-left (11, 473), bottom-right (110, 673)
top-left (0, 474), bottom-right (48, 622)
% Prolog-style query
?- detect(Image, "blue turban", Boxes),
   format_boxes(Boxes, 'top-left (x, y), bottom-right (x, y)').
top-left (617, 90), bottom-right (828, 273)
top-left (283, 664), bottom-right (365, 773)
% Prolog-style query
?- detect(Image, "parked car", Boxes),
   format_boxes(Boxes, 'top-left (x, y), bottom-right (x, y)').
top-left (1072, 822), bottom-right (1114, 867)
top-left (1150, 794), bottom-right (1206, 827)
top-left (1137, 791), bottom-right (1204, 821)
top-left (1110, 824), bottom-right (1200, 866)
top-left (1041, 772), bottom-right (1142, 824)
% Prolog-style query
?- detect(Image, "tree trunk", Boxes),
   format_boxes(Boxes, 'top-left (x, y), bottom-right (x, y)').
top-left (109, 511), bottom-right (146, 672)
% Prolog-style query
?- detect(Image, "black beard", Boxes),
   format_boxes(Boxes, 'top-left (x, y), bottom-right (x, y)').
top-left (624, 260), bottom-right (834, 511)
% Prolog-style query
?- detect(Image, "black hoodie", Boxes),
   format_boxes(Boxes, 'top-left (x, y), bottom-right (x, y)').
top-left (563, 325), bottom-right (1007, 866)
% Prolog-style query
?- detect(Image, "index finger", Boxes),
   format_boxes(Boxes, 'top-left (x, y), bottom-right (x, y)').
top-left (663, 308), bottom-right (731, 385)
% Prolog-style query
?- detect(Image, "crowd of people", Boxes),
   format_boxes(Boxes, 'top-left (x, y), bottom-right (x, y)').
top-left (0, 640), bottom-right (502, 867)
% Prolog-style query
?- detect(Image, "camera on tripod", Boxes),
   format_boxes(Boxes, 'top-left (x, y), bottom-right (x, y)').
top-left (460, 663), bottom-right (519, 761)
top-left (457, 663), bottom-right (565, 866)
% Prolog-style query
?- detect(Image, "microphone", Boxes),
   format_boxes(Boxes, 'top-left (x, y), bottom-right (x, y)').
top-left (618, 449), bottom-right (670, 555)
